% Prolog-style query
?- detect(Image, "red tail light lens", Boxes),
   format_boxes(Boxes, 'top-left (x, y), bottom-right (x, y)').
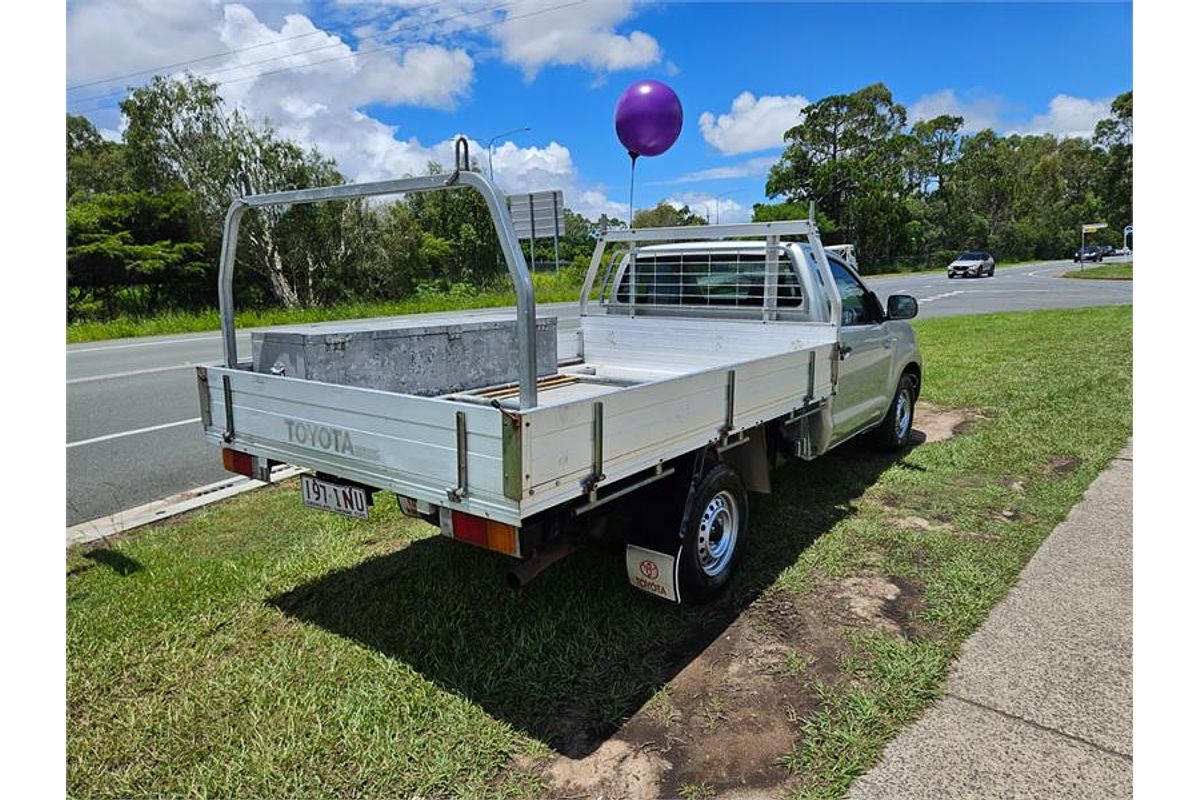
top-left (222, 448), bottom-right (254, 477)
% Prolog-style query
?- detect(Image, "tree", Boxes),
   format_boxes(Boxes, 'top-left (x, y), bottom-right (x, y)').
top-left (407, 161), bottom-right (505, 286)
top-left (632, 202), bottom-right (706, 228)
top-left (120, 74), bottom-right (345, 307)
top-left (766, 83), bottom-right (913, 265)
top-left (67, 191), bottom-right (208, 319)
top-left (909, 114), bottom-right (964, 196)
top-left (1094, 91), bottom-right (1132, 232)
top-left (67, 115), bottom-right (130, 198)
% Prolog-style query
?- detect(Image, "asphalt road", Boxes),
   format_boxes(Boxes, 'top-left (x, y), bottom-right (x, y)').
top-left (66, 259), bottom-right (1130, 525)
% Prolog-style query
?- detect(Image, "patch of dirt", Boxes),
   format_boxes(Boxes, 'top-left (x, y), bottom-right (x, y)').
top-left (833, 575), bottom-right (925, 639)
top-left (1046, 454), bottom-right (1082, 474)
top-left (892, 515), bottom-right (950, 532)
top-left (912, 402), bottom-right (983, 444)
top-left (537, 578), bottom-right (929, 799)
top-left (542, 739), bottom-right (670, 800)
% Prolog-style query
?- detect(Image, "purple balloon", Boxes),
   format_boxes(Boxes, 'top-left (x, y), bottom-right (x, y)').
top-left (615, 80), bottom-right (683, 158)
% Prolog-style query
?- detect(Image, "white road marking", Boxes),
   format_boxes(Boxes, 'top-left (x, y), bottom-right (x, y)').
top-left (67, 363), bottom-right (200, 385)
top-left (67, 417), bottom-right (201, 449)
top-left (917, 290), bottom-right (967, 303)
top-left (67, 334), bottom-right (237, 354)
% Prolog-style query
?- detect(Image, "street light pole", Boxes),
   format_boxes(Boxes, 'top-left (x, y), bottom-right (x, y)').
top-left (713, 190), bottom-right (737, 224)
top-left (486, 127), bottom-right (532, 181)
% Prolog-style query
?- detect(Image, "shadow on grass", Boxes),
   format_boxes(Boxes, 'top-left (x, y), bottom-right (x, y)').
top-left (82, 548), bottom-right (143, 576)
top-left (269, 442), bottom-right (904, 757)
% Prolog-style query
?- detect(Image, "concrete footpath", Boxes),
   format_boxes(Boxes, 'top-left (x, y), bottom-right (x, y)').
top-left (849, 441), bottom-right (1132, 800)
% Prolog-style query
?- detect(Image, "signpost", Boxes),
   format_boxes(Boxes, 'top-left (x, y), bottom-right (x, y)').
top-left (506, 190), bottom-right (565, 272)
top-left (1123, 224), bottom-right (1132, 254)
top-left (1080, 222), bottom-right (1108, 270)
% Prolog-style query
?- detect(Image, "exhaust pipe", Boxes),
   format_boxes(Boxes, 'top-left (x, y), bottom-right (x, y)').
top-left (507, 539), bottom-right (581, 589)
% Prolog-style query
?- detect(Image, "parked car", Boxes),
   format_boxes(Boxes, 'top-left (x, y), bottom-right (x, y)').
top-left (947, 250), bottom-right (995, 278)
top-left (1098, 245), bottom-right (1114, 258)
top-left (1074, 245), bottom-right (1104, 262)
top-left (198, 155), bottom-right (922, 604)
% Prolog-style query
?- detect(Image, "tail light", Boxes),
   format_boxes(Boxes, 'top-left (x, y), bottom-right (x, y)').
top-left (444, 510), bottom-right (520, 557)
top-left (222, 448), bottom-right (255, 477)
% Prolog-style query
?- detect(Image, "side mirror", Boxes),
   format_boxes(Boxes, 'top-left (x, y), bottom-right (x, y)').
top-left (887, 294), bottom-right (918, 320)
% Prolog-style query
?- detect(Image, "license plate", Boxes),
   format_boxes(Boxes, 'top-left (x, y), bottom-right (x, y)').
top-left (301, 475), bottom-right (369, 519)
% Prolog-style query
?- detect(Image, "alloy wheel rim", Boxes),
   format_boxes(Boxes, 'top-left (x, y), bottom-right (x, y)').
top-left (895, 388), bottom-right (913, 442)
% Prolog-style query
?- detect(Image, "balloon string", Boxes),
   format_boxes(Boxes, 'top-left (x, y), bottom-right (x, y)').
top-left (628, 154), bottom-right (637, 228)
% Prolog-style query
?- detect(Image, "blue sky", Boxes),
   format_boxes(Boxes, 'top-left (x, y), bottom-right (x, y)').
top-left (66, 1), bottom-right (1132, 221)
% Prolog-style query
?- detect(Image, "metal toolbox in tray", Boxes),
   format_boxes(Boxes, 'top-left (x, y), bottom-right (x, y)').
top-left (251, 316), bottom-right (558, 396)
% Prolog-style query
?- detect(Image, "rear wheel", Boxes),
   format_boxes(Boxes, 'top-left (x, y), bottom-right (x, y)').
top-left (678, 464), bottom-right (748, 603)
top-left (871, 372), bottom-right (918, 451)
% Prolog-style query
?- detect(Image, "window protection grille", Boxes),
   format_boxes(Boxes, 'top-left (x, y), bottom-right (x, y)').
top-left (611, 252), bottom-right (803, 308)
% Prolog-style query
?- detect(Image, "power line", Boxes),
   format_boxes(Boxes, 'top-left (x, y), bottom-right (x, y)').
top-left (68, 0), bottom-right (515, 109)
top-left (67, 0), bottom-right (447, 92)
top-left (69, 0), bottom-right (584, 115)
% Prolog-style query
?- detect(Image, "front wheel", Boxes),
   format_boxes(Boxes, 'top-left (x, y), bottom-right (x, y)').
top-left (678, 464), bottom-right (748, 604)
top-left (871, 373), bottom-right (918, 451)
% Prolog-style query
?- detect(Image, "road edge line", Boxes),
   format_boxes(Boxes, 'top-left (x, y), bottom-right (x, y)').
top-left (66, 465), bottom-right (305, 548)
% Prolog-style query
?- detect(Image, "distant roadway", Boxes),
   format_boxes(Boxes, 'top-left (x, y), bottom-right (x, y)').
top-left (66, 259), bottom-right (1131, 526)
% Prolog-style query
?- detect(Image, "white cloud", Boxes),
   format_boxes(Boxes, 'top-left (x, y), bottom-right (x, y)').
top-left (65, 1), bottom-right (629, 218)
top-left (491, 0), bottom-right (661, 79)
top-left (1012, 94), bottom-right (1113, 138)
top-left (66, 0), bottom-right (225, 88)
top-left (214, 4), bottom-right (474, 113)
top-left (665, 192), bottom-right (750, 224)
top-left (909, 89), bottom-right (1003, 132)
top-left (654, 156), bottom-right (777, 185)
top-left (910, 89), bottom-right (1114, 139)
top-left (698, 92), bottom-right (809, 155)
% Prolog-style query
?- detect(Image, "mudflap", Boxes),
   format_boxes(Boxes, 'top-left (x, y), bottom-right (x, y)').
top-left (626, 543), bottom-right (682, 602)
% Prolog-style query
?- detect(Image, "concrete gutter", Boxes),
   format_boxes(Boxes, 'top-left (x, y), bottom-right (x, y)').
top-left (67, 465), bottom-right (304, 548)
top-left (849, 441), bottom-right (1133, 799)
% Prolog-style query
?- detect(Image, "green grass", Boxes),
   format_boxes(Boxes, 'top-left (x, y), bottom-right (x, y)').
top-left (1062, 261), bottom-right (1132, 280)
top-left (66, 271), bottom-right (587, 343)
top-left (67, 305), bottom-right (1132, 799)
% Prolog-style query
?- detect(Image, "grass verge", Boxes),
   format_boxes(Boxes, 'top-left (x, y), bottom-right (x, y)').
top-left (67, 306), bottom-right (1131, 799)
top-left (66, 271), bottom-right (587, 343)
top-left (1062, 261), bottom-right (1132, 280)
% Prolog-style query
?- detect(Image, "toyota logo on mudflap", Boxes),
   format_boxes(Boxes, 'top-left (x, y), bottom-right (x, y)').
top-left (639, 560), bottom-right (660, 580)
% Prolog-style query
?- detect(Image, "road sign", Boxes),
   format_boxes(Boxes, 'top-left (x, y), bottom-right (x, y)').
top-left (506, 190), bottom-right (565, 240)
top-left (506, 190), bottom-right (565, 271)
top-left (1124, 225), bottom-right (1132, 235)
top-left (1082, 222), bottom-right (1108, 233)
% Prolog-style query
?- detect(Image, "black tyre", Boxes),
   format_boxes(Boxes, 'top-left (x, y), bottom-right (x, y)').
top-left (678, 464), bottom-right (748, 603)
top-left (871, 372), bottom-right (918, 451)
